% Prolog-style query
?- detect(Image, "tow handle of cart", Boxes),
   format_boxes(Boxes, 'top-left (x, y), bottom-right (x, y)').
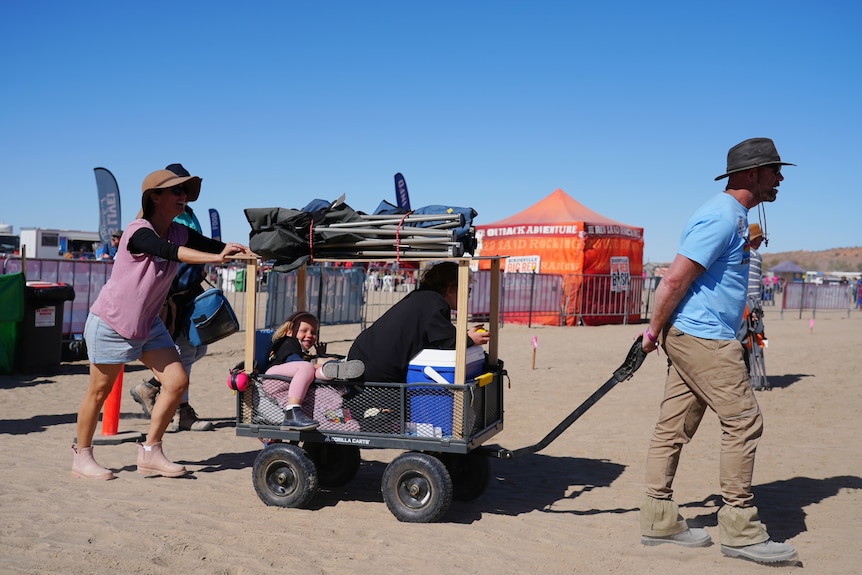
top-left (483, 336), bottom-right (648, 460)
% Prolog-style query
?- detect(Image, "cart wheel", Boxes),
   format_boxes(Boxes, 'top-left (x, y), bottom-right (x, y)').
top-left (252, 443), bottom-right (318, 508)
top-left (304, 443), bottom-right (361, 488)
top-left (381, 452), bottom-right (453, 523)
top-left (441, 451), bottom-right (491, 501)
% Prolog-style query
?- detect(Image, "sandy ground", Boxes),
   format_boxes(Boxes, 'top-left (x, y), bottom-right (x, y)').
top-left (1, 312), bottom-right (860, 574)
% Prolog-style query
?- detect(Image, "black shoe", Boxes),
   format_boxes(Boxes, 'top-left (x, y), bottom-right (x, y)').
top-left (280, 407), bottom-right (319, 431)
top-left (340, 384), bottom-right (364, 401)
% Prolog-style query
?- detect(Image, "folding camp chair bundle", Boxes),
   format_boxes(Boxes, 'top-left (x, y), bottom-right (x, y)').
top-left (245, 197), bottom-right (478, 271)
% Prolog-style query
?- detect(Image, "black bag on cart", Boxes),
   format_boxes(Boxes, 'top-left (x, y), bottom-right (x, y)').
top-left (245, 200), bottom-right (366, 272)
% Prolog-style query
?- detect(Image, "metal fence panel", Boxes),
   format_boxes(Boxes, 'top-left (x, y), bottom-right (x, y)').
top-left (781, 282), bottom-right (854, 318)
top-left (569, 273), bottom-right (644, 326)
top-left (263, 266), bottom-right (364, 329)
top-left (467, 271), bottom-right (563, 326)
top-left (469, 271), bottom-right (643, 326)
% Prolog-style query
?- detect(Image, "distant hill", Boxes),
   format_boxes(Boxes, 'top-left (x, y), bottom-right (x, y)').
top-left (761, 246), bottom-right (862, 274)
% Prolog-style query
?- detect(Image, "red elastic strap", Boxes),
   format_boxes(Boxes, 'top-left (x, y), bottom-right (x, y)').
top-left (395, 211), bottom-right (413, 265)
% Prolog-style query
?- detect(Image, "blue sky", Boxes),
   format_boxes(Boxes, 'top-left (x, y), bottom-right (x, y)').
top-left (2, 1), bottom-right (859, 263)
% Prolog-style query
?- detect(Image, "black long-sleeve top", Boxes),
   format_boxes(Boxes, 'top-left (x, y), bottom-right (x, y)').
top-left (128, 227), bottom-right (225, 261)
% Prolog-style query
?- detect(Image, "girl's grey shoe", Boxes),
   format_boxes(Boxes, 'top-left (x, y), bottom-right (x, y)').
top-left (321, 359), bottom-right (365, 381)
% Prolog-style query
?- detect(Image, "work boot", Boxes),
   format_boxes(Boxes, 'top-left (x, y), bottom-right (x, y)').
top-left (130, 379), bottom-right (160, 418)
top-left (721, 540), bottom-right (798, 563)
top-left (641, 528), bottom-right (712, 547)
top-left (168, 402), bottom-right (214, 432)
top-left (70, 445), bottom-right (115, 480)
top-left (280, 406), bottom-right (319, 431)
top-left (320, 359), bottom-right (365, 380)
top-left (136, 442), bottom-right (187, 477)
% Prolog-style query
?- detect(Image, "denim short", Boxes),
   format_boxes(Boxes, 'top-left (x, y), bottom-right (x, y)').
top-left (84, 313), bottom-right (175, 364)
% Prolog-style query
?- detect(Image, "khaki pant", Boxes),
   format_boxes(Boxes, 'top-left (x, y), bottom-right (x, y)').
top-left (640, 326), bottom-right (769, 545)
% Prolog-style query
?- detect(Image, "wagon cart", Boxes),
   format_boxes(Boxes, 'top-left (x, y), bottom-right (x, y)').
top-left (230, 255), bottom-right (646, 522)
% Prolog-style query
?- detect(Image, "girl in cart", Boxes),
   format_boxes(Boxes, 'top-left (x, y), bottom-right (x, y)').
top-left (262, 311), bottom-right (364, 430)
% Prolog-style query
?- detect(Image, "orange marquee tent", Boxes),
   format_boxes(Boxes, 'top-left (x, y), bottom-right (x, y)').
top-left (475, 188), bottom-right (644, 325)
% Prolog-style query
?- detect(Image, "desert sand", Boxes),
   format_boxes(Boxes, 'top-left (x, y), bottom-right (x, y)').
top-left (1, 313), bottom-right (860, 574)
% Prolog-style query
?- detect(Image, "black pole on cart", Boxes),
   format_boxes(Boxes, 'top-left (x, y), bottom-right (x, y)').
top-left (485, 336), bottom-right (648, 460)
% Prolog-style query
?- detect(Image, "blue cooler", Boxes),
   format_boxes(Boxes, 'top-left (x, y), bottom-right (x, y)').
top-left (407, 347), bottom-right (485, 436)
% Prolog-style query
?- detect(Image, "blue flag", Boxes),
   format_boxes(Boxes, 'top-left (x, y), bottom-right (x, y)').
top-left (94, 167), bottom-right (122, 245)
top-left (209, 209), bottom-right (222, 241)
top-left (394, 172), bottom-right (411, 211)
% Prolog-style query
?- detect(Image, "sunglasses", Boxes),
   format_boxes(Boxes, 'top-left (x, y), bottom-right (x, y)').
top-left (156, 185), bottom-right (187, 196)
top-left (765, 165), bottom-right (782, 176)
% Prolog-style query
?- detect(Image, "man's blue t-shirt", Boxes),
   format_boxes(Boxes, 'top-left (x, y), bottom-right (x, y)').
top-left (670, 192), bottom-right (750, 340)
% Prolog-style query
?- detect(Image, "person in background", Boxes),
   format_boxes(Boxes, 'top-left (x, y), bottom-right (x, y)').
top-left (96, 229), bottom-right (122, 260)
top-left (347, 261), bottom-right (489, 383)
top-left (637, 138), bottom-right (797, 563)
top-left (747, 223), bottom-right (765, 304)
top-left (740, 223), bottom-right (768, 390)
top-left (261, 311), bottom-right (364, 430)
top-left (72, 168), bottom-right (251, 480)
top-left (130, 163), bottom-right (214, 432)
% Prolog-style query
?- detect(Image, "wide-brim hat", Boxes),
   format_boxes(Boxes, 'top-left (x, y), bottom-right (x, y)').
top-left (749, 223), bottom-right (763, 242)
top-left (715, 137), bottom-right (795, 181)
top-left (140, 169), bottom-right (202, 213)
